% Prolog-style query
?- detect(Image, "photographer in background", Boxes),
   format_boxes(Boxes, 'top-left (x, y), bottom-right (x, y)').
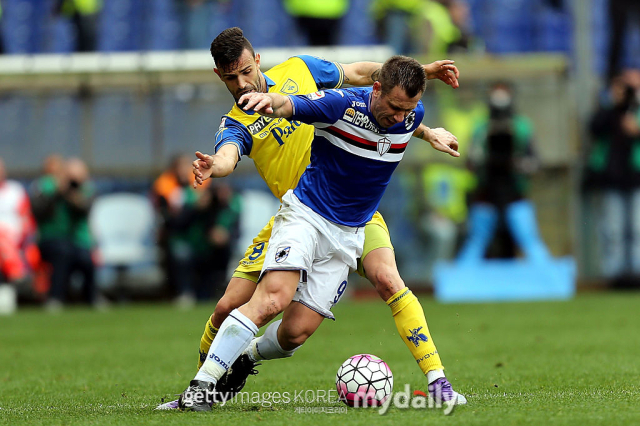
top-left (457, 82), bottom-right (551, 263)
top-left (31, 157), bottom-right (99, 310)
top-left (584, 70), bottom-right (640, 283)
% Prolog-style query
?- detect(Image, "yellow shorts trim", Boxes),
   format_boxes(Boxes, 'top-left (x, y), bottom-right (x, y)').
top-left (233, 211), bottom-right (393, 280)
top-left (231, 270), bottom-right (260, 284)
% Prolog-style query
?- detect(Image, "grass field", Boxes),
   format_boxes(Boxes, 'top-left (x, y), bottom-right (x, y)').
top-left (1, 292), bottom-right (639, 425)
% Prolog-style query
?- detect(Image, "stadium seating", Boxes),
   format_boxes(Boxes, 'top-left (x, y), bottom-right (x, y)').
top-left (89, 193), bottom-right (162, 293)
top-left (3, 0), bottom-right (640, 73)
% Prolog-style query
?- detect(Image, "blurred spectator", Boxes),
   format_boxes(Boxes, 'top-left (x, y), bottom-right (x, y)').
top-left (188, 183), bottom-right (242, 300)
top-left (414, 163), bottom-right (475, 277)
top-left (173, 0), bottom-right (230, 50)
top-left (53, 0), bottom-right (102, 52)
top-left (31, 156), bottom-right (99, 310)
top-left (0, 157), bottom-right (39, 287)
top-left (371, 0), bottom-right (470, 56)
top-left (371, 0), bottom-right (428, 54)
top-left (153, 154), bottom-right (222, 305)
top-left (457, 82), bottom-right (551, 263)
top-left (283, 0), bottom-right (349, 46)
top-left (584, 70), bottom-right (640, 281)
top-left (607, 0), bottom-right (640, 83)
top-left (417, 0), bottom-right (470, 57)
top-left (206, 183), bottom-right (241, 294)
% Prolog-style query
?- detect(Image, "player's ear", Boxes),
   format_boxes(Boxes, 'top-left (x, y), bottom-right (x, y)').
top-left (372, 81), bottom-right (382, 98)
top-left (255, 53), bottom-right (261, 69)
top-left (214, 68), bottom-right (222, 80)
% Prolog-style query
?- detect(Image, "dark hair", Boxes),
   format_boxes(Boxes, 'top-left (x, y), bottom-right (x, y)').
top-left (210, 27), bottom-right (255, 70)
top-left (378, 56), bottom-right (427, 98)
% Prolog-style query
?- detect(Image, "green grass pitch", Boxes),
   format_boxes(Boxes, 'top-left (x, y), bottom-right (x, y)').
top-left (1, 293), bottom-right (639, 425)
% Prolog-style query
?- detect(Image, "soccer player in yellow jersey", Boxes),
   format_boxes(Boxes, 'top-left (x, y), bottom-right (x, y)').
top-left (156, 27), bottom-right (464, 410)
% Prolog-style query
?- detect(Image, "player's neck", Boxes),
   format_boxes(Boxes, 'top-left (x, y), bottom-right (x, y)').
top-left (260, 73), bottom-right (268, 93)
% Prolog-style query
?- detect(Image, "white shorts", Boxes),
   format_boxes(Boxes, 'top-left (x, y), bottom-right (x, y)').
top-left (259, 190), bottom-right (364, 319)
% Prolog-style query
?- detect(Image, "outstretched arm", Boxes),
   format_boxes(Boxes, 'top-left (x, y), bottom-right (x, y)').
top-left (238, 92), bottom-right (293, 118)
top-left (413, 123), bottom-right (460, 157)
top-left (341, 59), bottom-right (460, 88)
top-left (192, 144), bottom-right (239, 187)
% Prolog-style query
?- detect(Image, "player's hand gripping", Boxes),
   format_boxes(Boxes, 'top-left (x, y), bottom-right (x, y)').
top-left (424, 60), bottom-right (460, 89)
top-left (238, 92), bottom-right (274, 115)
top-left (192, 151), bottom-right (214, 188)
top-left (426, 127), bottom-right (460, 157)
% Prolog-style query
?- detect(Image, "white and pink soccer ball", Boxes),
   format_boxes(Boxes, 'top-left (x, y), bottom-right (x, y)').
top-left (335, 354), bottom-right (393, 407)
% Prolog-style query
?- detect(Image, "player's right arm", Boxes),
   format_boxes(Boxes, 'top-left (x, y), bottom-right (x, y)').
top-left (192, 145), bottom-right (239, 187)
top-left (193, 116), bottom-right (253, 187)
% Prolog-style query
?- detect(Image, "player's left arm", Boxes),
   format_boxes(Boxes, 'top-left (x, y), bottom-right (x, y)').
top-left (413, 123), bottom-right (460, 157)
top-left (341, 60), bottom-right (460, 88)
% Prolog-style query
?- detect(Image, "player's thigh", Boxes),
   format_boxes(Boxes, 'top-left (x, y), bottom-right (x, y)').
top-left (357, 211), bottom-right (394, 277)
top-left (293, 250), bottom-right (353, 321)
top-left (278, 301), bottom-right (326, 350)
top-left (234, 216), bottom-right (275, 278)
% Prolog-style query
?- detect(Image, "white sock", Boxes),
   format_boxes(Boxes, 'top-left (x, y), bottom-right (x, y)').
top-left (426, 369), bottom-right (446, 384)
top-left (244, 319), bottom-right (299, 361)
top-left (195, 309), bottom-right (258, 384)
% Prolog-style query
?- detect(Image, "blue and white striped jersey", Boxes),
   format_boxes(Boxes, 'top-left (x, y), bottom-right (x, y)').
top-left (289, 87), bottom-right (424, 227)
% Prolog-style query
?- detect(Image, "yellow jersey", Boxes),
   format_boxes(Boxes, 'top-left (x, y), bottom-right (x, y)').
top-left (214, 55), bottom-right (344, 200)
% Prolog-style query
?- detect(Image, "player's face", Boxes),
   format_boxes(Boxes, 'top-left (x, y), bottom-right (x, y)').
top-left (215, 49), bottom-right (265, 102)
top-left (371, 82), bottom-right (421, 129)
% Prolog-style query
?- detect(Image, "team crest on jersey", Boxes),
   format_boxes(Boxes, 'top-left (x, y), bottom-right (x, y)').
top-left (306, 91), bottom-right (325, 100)
top-left (343, 108), bottom-right (355, 122)
top-left (275, 246), bottom-right (291, 263)
top-left (281, 78), bottom-right (299, 95)
top-left (404, 111), bottom-right (416, 130)
top-left (377, 136), bottom-right (391, 156)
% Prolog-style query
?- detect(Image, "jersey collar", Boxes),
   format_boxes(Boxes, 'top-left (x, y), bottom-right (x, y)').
top-left (264, 72), bottom-right (276, 89)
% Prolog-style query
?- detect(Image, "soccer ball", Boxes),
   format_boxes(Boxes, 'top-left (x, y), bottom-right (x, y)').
top-left (335, 354), bottom-right (393, 407)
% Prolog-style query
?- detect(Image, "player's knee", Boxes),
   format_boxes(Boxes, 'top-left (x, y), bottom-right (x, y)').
top-left (213, 296), bottom-right (236, 323)
top-left (370, 263), bottom-right (405, 301)
top-left (279, 327), bottom-right (312, 351)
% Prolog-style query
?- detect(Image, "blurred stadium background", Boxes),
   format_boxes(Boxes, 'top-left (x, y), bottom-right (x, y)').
top-left (1, 0), bottom-right (640, 308)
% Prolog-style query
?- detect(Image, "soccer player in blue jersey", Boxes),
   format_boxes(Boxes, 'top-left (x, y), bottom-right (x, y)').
top-left (178, 55), bottom-right (466, 411)
top-left (157, 28), bottom-right (464, 411)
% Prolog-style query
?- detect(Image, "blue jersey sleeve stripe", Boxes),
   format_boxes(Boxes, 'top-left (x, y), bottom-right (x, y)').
top-left (214, 116), bottom-right (253, 156)
top-left (295, 55), bottom-right (342, 90)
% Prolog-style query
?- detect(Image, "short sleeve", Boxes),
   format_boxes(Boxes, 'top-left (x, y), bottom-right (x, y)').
top-left (295, 55), bottom-right (344, 90)
top-left (214, 116), bottom-right (253, 157)
top-left (289, 89), bottom-right (351, 126)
